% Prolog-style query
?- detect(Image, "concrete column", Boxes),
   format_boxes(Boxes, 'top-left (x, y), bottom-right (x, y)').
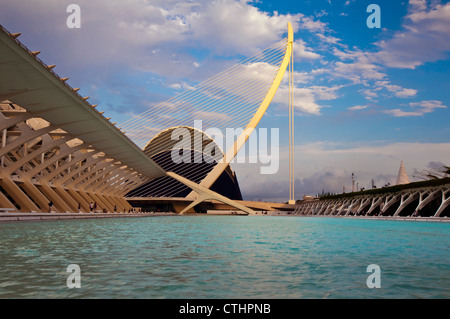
top-left (393, 192), bottom-right (419, 216)
top-left (414, 189), bottom-right (441, 213)
top-left (67, 189), bottom-right (90, 212)
top-left (0, 188), bottom-right (16, 209)
top-left (0, 178), bottom-right (40, 212)
top-left (435, 188), bottom-right (450, 217)
top-left (37, 183), bottom-right (72, 213)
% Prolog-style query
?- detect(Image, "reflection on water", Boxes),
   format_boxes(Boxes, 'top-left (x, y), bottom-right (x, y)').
top-left (0, 216), bottom-right (448, 298)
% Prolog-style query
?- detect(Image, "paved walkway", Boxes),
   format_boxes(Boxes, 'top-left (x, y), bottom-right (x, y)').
top-left (0, 212), bottom-right (177, 223)
top-left (1, 211), bottom-right (448, 223)
top-left (251, 211), bottom-right (450, 222)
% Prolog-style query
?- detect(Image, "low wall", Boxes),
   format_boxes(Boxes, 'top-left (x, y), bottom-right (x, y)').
top-left (0, 212), bottom-right (177, 223)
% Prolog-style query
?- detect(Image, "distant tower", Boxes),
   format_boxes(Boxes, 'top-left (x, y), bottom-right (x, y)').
top-left (396, 160), bottom-right (410, 185)
top-left (352, 173), bottom-right (355, 192)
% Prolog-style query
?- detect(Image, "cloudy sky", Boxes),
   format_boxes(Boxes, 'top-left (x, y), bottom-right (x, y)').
top-left (1, 0), bottom-right (449, 201)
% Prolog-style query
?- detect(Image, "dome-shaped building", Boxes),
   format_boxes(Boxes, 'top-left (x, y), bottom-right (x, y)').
top-left (126, 126), bottom-right (242, 200)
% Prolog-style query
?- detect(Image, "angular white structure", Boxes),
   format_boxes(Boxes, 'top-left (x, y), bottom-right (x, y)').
top-left (396, 161), bottom-right (410, 185)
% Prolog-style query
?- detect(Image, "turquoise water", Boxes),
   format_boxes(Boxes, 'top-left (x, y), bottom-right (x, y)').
top-left (0, 216), bottom-right (448, 299)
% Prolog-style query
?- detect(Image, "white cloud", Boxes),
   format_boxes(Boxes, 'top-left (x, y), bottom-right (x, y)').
top-left (333, 60), bottom-right (386, 84)
top-left (0, 0), bottom-right (306, 80)
top-left (294, 141), bottom-right (450, 192)
top-left (294, 39), bottom-right (321, 61)
top-left (233, 141), bottom-right (450, 200)
top-left (409, 0), bottom-right (428, 13)
top-left (330, 48), bottom-right (387, 84)
top-left (383, 109), bottom-right (423, 117)
top-left (393, 88), bottom-right (418, 98)
top-left (328, 48), bottom-right (418, 101)
top-left (410, 100), bottom-right (447, 111)
top-left (315, 10), bottom-right (328, 18)
top-left (348, 105), bottom-right (369, 111)
top-left (374, 80), bottom-right (417, 98)
top-left (273, 82), bottom-right (341, 115)
top-left (359, 89), bottom-right (379, 101)
top-left (273, 86), bottom-right (323, 115)
top-left (299, 16), bottom-right (327, 32)
top-left (374, 2), bottom-right (450, 69)
top-left (308, 85), bottom-right (342, 100)
top-left (310, 68), bottom-right (328, 75)
top-left (332, 47), bottom-right (362, 60)
top-left (188, 0), bottom-right (302, 55)
top-left (383, 100), bottom-right (447, 117)
top-left (316, 32), bottom-right (343, 45)
top-left (167, 82), bottom-right (196, 91)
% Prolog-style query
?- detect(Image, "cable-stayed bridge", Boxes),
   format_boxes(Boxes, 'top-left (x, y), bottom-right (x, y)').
top-left (0, 22), bottom-right (295, 214)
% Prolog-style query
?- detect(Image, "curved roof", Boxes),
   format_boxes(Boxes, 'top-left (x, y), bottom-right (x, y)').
top-left (143, 125), bottom-right (223, 159)
top-left (0, 25), bottom-right (165, 179)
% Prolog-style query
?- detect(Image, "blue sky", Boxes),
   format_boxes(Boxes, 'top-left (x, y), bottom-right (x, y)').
top-left (1, 0), bottom-right (449, 201)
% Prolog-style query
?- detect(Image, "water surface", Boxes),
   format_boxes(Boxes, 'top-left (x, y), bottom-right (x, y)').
top-left (0, 216), bottom-right (448, 298)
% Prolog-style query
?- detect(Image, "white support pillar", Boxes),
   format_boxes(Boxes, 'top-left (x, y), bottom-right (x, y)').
top-left (356, 197), bottom-right (371, 215)
top-left (345, 198), bottom-right (360, 216)
top-left (435, 188), bottom-right (450, 217)
top-left (167, 171), bottom-right (254, 215)
top-left (414, 189), bottom-right (441, 214)
top-left (317, 203), bottom-right (327, 215)
top-left (393, 191), bottom-right (419, 216)
top-left (329, 202), bottom-right (339, 215)
top-left (366, 196), bottom-right (384, 216)
top-left (380, 194), bottom-right (400, 215)
top-left (324, 201), bottom-right (335, 215)
top-left (337, 199), bottom-right (349, 215)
